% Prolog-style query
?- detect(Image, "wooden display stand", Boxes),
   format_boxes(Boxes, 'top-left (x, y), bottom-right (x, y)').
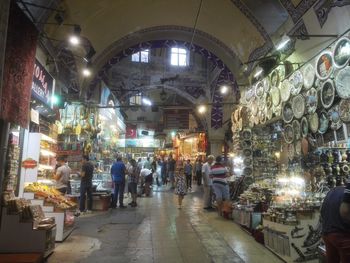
top-left (23, 192), bottom-right (75, 242)
top-left (0, 208), bottom-right (55, 257)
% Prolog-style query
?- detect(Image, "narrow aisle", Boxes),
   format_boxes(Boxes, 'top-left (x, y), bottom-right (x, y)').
top-left (48, 187), bottom-right (282, 263)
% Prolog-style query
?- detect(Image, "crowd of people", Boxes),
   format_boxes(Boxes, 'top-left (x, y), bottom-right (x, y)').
top-left (108, 153), bottom-right (231, 213)
top-left (53, 153), bottom-right (232, 216)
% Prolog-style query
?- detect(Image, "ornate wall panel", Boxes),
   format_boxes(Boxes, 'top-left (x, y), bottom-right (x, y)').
top-left (314, 0), bottom-right (350, 27)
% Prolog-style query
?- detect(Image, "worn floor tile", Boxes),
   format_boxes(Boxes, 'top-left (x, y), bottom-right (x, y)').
top-left (47, 185), bottom-right (282, 263)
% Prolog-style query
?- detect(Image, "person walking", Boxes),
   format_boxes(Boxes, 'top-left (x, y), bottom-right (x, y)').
top-left (54, 156), bottom-right (71, 194)
top-left (151, 158), bottom-right (160, 186)
top-left (175, 157), bottom-right (186, 209)
top-left (110, 156), bottom-right (126, 208)
top-left (143, 157), bottom-right (152, 170)
top-left (79, 155), bottom-right (94, 213)
top-left (167, 154), bottom-right (176, 189)
top-left (184, 159), bottom-right (193, 190)
top-left (160, 158), bottom-right (166, 185)
top-left (321, 183), bottom-right (350, 262)
top-left (127, 159), bottom-right (139, 207)
top-left (194, 158), bottom-right (203, 186)
top-left (202, 155), bottom-right (214, 210)
top-left (210, 156), bottom-right (230, 216)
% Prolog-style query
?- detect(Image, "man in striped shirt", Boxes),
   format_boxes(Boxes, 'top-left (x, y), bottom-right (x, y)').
top-left (210, 156), bottom-right (229, 215)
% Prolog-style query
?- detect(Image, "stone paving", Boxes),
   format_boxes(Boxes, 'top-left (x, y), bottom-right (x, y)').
top-left (48, 186), bottom-right (283, 263)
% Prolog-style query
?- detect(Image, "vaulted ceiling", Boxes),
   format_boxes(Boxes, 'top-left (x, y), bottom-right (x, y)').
top-left (20, 0), bottom-right (293, 83)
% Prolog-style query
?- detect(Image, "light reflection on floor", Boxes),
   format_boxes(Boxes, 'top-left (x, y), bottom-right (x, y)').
top-left (48, 185), bottom-right (283, 263)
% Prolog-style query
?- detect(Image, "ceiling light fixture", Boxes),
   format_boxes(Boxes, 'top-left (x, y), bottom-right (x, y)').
top-left (69, 24), bottom-right (81, 46)
top-left (142, 97), bottom-right (152, 106)
top-left (82, 68), bottom-right (91, 77)
top-left (197, 105), bottom-right (207, 114)
top-left (220, 85), bottom-right (229, 95)
top-left (253, 67), bottom-right (263, 78)
top-left (69, 35), bottom-right (80, 46)
top-left (276, 34), bottom-right (291, 51)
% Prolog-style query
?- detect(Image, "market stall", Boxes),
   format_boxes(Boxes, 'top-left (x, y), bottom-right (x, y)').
top-left (228, 32), bottom-right (350, 262)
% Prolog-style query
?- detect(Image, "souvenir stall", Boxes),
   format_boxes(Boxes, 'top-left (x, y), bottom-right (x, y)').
top-left (172, 132), bottom-right (207, 161)
top-left (0, 126), bottom-right (57, 256)
top-left (229, 33), bottom-right (350, 262)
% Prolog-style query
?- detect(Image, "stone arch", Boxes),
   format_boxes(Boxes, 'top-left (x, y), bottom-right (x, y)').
top-left (87, 26), bottom-right (242, 129)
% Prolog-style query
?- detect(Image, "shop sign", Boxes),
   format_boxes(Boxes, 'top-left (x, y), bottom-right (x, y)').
top-left (32, 59), bottom-right (54, 106)
top-left (22, 158), bottom-right (38, 169)
top-left (30, 108), bottom-right (39, 124)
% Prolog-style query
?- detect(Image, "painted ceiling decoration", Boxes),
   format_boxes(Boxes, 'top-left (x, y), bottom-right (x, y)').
top-left (88, 39), bottom-right (237, 95)
top-left (314, 0), bottom-right (350, 27)
top-left (279, 0), bottom-right (318, 23)
top-left (88, 38), bottom-right (239, 130)
top-left (230, 0), bottom-right (273, 70)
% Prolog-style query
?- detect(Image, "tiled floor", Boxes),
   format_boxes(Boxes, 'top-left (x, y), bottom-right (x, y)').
top-left (48, 186), bottom-right (283, 263)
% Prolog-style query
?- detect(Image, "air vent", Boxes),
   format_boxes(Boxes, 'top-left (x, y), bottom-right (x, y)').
top-left (137, 116), bottom-right (146, 121)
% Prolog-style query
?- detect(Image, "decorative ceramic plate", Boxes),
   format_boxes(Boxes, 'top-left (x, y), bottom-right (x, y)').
top-left (339, 99), bottom-right (350, 122)
top-left (243, 167), bottom-right (253, 176)
top-left (316, 50), bottom-right (334, 80)
top-left (271, 69), bottom-right (280, 87)
top-left (266, 107), bottom-right (273, 120)
top-left (243, 148), bottom-right (252, 157)
top-left (333, 37), bottom-right (350, 69)
top-left (242, 129), bottom-right (252, 140)
top-left (279, 64), bottom-right (286, 80)
top-left (271, 86), bottom-right (281, 106)
top-left (320, 80), bottom-right (335, 109)
top-left (301, 117), bottom-right (308, 137)
top-left (254, 116), bottom-right (260, 126)
top-left (282, 102), bottom-right (294, 123)
top-left (303, 63), bottom-right (315, 90)
top-left (289, 70), bottom-right (303, 95)
top-left (318, 111), bottom-right (329, 134)
top-left (292, 94), bottom-right (305, 119)
top-left (266, 93), bottom-right (273, 109)
top-left (262, 77), bottom-right (270, 92)
top-left (258, 110), bottom-right (266, 125)
top-left (292, 120), bottom-right (301, 140)
top-left (334, 66), bottom-right (350, 99)
top-left (242, 140), bottom-right (252, 148)
top-left (245, 88), bottom-right (255, 103)
top-left (309, 112), bottom-right (319, 133)
top-left (243, 157), bottom-right (253, 166)
top-left (305, 88), bottom-right (318, 114)
top-left (328, 105), bottom-right (343, 130)
top-left (284, 124), bottom-right (294, 144)
top-left (280, 79), bottom-right (292, 102)
top-left (295, 140), bottom-right (302, 155)
top-left (251, 98), bottom-right (259, 116)
top-left (255, 81), bottom-right (265, 98)
top-left (302, 137), bottom-right (309, 156)
top-left (316, 133), bottom-right (324, 147)
top-left (288, 143), bottom-right (295, 160)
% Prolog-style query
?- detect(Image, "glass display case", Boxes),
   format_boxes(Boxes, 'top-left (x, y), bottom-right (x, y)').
top-left (70, 173), bottom-right (113, 196)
